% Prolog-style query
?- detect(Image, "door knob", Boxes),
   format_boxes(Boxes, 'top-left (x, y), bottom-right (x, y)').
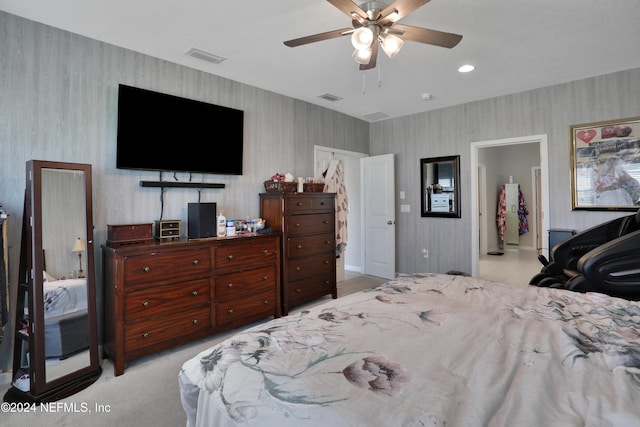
top-left (387, 220), bottom-right (394, 225)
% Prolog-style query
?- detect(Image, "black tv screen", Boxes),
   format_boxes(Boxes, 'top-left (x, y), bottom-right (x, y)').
top-left (116, 84), bottom-right (243, 175)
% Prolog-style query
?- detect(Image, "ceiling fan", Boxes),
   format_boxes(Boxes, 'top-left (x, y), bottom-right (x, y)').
top-left (283, 0), bottom-right (463, 70)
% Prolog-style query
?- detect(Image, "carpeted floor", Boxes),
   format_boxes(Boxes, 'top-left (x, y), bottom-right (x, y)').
top-left (1, 273), bottom-right (387, 427)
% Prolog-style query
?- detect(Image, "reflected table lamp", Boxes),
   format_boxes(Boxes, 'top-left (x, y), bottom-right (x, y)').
top-left (72, 237), bottom-right (86, 278)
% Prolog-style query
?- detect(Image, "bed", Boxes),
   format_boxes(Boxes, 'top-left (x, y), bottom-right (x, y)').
top-left (179, 273), bottom-right (640, 426)
top-left (42, 275), bottom-right (89, 359)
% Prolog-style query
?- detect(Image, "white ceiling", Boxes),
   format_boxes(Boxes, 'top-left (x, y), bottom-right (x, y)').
top-left (2, 0), bottom-right (640, 122)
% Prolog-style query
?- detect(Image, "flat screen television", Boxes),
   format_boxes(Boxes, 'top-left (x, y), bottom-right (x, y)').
top-left (116, 84), bottom-right (244, 175)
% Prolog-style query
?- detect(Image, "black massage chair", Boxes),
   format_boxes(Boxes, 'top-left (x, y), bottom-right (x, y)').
top-left (529, 208), bottom-right (640, 300)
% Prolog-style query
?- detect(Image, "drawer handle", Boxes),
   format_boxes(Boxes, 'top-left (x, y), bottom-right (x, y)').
top-left (323, 220), bottom-right (329, 224)
top-left (324, 260), bottom-right (329, 264)
top-left (296, 202), bottom-right (303, 206)
top-left (262, 249), bottom-right (269, 254)
top-left (295, 288), bottom-right (301, 293)
top-left (262, 275), bottom-right (268, 280)
top-left (192, 319), bottom-right (198, 325)
top-left (142, 266), bottom-right (150, 272)
top-left (142, 300), bottom-right (149, 307)
top-left (227, 308), bottom-right (234, 314)
top-left (294, 223), bottom-right (300, 227)
top-left (227, 283), bottom-right (234, 288)
top-left (325, 240), bottom-right (331, 244)
top-left (320, 201), bottom-right (326, 205)
top-left (263, 300), bottom-right (269, 305)
top-left (296, 266), bottom-right (301, 271)
top-left (324, 280), bottom-right (330, 285)
top-left (192, 259), bottom-right (199, 265)
top-left (227, 255), bottom-right (234, 260)
top-left (296, 244), bottom-right (303, 249)
top-left (142, 332), bottom-right (149, 338)
top-left (191, 290), bottom-right (198, 296)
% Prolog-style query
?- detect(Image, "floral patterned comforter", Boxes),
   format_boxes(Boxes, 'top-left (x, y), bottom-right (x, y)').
top-left (179, 273), bottom-right (640, 426)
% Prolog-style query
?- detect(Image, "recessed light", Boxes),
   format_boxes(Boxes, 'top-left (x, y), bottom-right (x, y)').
top-left (458, 64), bottom-right (475, 73)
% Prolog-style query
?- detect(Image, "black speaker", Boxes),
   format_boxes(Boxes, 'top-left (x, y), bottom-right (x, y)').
top-left (188, 202), bottom-right (217, 239)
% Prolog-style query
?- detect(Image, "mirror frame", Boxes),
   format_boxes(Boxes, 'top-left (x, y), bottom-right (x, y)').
top-left (25, 160), bottom-right (101, 400)
top-left (420, 155), bottom-right (461, 218)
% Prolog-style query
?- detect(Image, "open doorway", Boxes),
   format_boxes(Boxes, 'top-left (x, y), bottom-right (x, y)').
top-left (470, 135), bottom-right (550, 282)
top-left (314, 146), bottom-right (368, 281)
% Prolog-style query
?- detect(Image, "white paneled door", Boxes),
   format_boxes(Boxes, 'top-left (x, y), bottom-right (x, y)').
top-left (362, 154), bottom-right (395, 279)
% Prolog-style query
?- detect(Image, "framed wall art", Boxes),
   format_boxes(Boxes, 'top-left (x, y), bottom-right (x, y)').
top-left (571, 116), bottom-right (640, 211)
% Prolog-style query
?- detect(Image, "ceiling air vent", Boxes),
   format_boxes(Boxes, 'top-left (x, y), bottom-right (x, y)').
top-left (184, 47), bottom-right (226, 65)
top-left (362, 111), bottom-right (390, 121)
top-left (318, 93), bottom-right (343, 102)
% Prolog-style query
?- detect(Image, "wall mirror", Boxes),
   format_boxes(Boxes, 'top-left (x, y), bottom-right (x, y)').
top-left (420, 155), bottom-right (461, 218)
top-left (4, 160), bottom-right (101, 403)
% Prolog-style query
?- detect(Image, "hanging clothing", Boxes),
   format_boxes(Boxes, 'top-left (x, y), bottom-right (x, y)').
top-left (517, 186), bottom-right (529, 236)
top-left (496, 184), bottom-right (529, 242)
top-left (323, 159), bottom-right (348, 255)
top-left (496, 185), bottom-right (507, 241)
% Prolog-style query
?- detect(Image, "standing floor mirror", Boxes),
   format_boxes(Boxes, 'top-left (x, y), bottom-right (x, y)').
top-left (4, 160), bottom-right (101, 403)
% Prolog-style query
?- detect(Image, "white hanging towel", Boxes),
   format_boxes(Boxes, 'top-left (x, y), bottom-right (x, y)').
top-left (323, 159), bottom-right (348, 255)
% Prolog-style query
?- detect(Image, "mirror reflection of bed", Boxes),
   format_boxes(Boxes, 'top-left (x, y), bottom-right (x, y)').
top-left (40, 168), bottom-right (91, 383)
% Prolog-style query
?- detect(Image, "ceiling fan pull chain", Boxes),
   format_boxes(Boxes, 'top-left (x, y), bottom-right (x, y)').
top-left (362, 72), bottom-right (366, 95)
top-left (378, 64), bottom-right (382, 88)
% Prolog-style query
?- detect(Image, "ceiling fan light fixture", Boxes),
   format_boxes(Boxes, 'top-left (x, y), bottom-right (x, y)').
top-left (380, 33), bottom-right (404, 58)
top-left (385, 10), bottom-right (399, 22)
top-left (351, 27), bottom-right (374, 50)
top-left (352, 47), bottom-right (372, 65)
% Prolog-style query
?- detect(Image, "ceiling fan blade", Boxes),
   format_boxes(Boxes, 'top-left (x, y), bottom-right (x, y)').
top-left (393, 24), bottom-right (462, 48)
top-left (284, 28), bottom-right (353, 47)
top-left (359, 40), bottom-right (378, 70)
top-left (327, 0), bottom-right (369, 22)
top-left (379, 0), bottom-right (432, 24)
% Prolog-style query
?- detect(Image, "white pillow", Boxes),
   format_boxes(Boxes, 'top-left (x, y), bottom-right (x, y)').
top-left (43, 271), bottom-right (57, 282)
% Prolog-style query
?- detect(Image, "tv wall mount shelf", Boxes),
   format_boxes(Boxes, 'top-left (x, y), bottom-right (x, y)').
top-left (140, 181), bottom-right (225, 189)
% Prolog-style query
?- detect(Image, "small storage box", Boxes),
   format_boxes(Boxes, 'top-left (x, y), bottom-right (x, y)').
top-left (107, 223), bottom-right (153, 247)
top-left (264, 181), bottom-right (297, 192)
top-left (155, 220), bottom-right (181, 240)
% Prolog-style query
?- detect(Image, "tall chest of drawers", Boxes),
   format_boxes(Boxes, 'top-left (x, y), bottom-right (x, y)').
top-left (102, 234), bottom-right (280, 376)
top-left (260, 192), bottom-right (337, 315)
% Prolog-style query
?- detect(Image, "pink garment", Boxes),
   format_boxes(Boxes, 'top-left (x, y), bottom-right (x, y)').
top-left (496, 185), bottom-right (507, 241)
top-left (323, 159), bottom-right (348, 255)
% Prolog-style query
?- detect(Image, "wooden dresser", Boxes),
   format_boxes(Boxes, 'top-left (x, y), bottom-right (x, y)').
top-left (102, 233), bottom-right (280, 376)
top-left (260, 192), bottom-right (337, 315)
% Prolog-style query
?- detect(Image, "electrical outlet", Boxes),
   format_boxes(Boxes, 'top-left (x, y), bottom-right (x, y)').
top-left (422, 248), bottom-right (429, 258)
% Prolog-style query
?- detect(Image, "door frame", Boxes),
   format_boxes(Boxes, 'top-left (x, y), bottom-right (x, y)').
top-left (470, 134), bottom-right (550, 277)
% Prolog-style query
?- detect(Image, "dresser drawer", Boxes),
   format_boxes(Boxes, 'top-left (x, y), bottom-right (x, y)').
top-left (287, 253), bottom-right (334, 281)
top-left (125, 278), bottom-right (209, 321)
top-left (285, 213), bottom-right (333, 236)
top-left (123, 248), bottom-right (211, 286)
top-left (215, 265), bottom-right (276, 301)
top-left (287, 272), bottom-right (335, 307)
top-left (286, 195), bottom-right (334, 213)
top-left (215, 239), bottom-right (277, 271)
top-left (286, 232), bottom-right (335, 258)
top-left (125, 305), bottom-right (210, 353)
top-left (215, 288), bottom-right (276, 327)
